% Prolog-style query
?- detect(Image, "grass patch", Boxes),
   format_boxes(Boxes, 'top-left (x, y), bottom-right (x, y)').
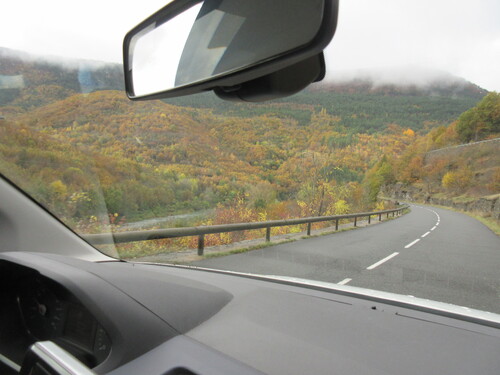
top-left (203, 239), bottom-right (296, 259)
top-left (465, 213), bottom-right (500, 236)
top-left (300, 226), bottom-right (358, 240)
top-left (451, 195), bottom-right (477, 204)
top-left (484, 193), bottom-right (500, 200)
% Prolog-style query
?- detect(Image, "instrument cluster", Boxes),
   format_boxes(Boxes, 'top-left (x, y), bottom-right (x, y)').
top-left (3, 272), bottom-right (112, 369)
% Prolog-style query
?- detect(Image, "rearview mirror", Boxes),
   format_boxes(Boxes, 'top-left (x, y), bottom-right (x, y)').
top-left (123, 0), bottom-right (338, 101)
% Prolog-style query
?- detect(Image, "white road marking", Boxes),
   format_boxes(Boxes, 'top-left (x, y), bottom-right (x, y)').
top-left (338, 278), bottom-right (352, 285)
top-left (367, 252), bottom-right (399, 270)
top-left (436, 222), bottom-right (439, 226)
top-left (405, 239), bottom-right (420, 248)
top-left (422, 231), bottom-right (430, 238)
top-left (425, 207), bottom-right (440, 222)
top-left (431, 226), bottom-right (437, 231)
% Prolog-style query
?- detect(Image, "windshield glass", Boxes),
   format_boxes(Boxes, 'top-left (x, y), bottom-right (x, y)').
top-left (1, 0), bottom-right (499, 315)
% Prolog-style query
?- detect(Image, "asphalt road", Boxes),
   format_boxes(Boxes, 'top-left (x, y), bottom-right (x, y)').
top-left (192, 205), bottom-right (500, 314)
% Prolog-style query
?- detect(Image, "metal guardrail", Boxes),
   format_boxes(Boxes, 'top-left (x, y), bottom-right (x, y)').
top-left (83, 205), bottom-right (408, 255)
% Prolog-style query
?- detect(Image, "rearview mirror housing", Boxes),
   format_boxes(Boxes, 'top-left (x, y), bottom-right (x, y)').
top-left (123, 0), bottom-right (338, 102)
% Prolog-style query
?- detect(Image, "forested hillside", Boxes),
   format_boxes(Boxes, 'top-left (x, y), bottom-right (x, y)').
top-left (0, 47), bottom-right (122, 110)
top-left (1, 47), bottom-right (485, 132)
top-left (0, 90), bottom-right (417, 223)
top-left (1, 48), bottom-right (497, 250)
top-left (165, 72), bottom-right (486, 133)
top-left (365, 92), bottom-right (500, 210)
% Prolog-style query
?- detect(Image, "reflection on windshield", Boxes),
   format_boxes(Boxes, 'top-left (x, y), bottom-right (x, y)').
top-left (175, 9), bottom-right (244, 86)
top-left (0, 74), bottom-right (25, 89)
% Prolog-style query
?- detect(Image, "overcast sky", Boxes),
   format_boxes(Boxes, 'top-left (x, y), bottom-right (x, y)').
top-left (1, 0), bottom-right (499, 91)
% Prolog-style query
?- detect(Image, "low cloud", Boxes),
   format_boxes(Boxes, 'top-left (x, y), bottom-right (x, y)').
top-left (326, 66), bottom-right (463, 88)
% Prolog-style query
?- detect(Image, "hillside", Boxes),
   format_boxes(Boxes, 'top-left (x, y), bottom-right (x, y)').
top-left (1, 48), bottom-right (486, 134)
top-left (0, 48), bottom-right (496, 240)
top-left (365, 92), bottom-right (500, 219)
top-left (0, 47), bottom-right (123, 110)
top-left (2, 89), bottom-right (419, 224)
top-left (164, 70), bottom-right (486, 133)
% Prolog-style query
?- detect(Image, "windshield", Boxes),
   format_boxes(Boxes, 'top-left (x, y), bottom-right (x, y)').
top-left (1, 0), bottom-right (499, 315)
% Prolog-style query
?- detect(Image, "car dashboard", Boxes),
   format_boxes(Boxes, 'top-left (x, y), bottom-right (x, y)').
top-left (1, 251), bottom-right (499, 375)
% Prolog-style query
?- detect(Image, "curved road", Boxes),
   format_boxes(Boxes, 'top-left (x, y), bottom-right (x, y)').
top-left (192, 205), bottom-right (500, 314)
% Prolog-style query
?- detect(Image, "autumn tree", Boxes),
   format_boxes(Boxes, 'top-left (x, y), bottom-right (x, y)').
top-left (441, 168), bottom-right (473, 192)
top-left (456, 92), bottom-right (500, 142)
top-left (363, 155), bottom-right (395, 205)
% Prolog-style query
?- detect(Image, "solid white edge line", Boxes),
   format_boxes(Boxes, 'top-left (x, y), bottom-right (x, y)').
top-left (366, 252), bottom-right (399, 270)
top-left (405, 239), bottom-right (420, 248)
top-left (338, 278), bottom-right (352, 285)
top-left (422, 231), bottom-right (430, 238)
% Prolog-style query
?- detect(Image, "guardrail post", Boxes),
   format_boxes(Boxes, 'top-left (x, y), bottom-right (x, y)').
top-left (387, 212), bottom-right (389, 218)
top-left (368, 215), bottom-right (371, 224)
top-left (379, 213), bottom-right (382, 221)
top-left (354, 217), bottom-right (357, 227)
top-left (335, 219), bottom-right (339, 231)
top-left (266, 227), bottom-right (271, 242)
top-left (197, 234), bottom-right (205, 256)
top-left (307, 223), bottom-right (312, 236)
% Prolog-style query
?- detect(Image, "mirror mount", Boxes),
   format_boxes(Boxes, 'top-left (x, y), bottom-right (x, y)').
top-left (214, 53), bottom-right (325, 102)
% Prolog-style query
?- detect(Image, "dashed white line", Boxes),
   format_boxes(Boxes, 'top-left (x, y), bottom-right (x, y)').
top-left (405, 239), bottom-right (420, 249)
top-left (436, 222), bottom-right (439, 226)
top-left (367, 252), bottom-right (399, 270)
top-left (431, 226), bottom-right (437, 231)
top-left (421, 231), bottom-right (431, 238)
top-left (338, 278), bottom-right (352, 285)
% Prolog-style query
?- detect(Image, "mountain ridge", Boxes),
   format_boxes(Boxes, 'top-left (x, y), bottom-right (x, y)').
top-left (310, 68), bottom-right (487, 99)
top-left (0, 46), bottom-right (491, 136)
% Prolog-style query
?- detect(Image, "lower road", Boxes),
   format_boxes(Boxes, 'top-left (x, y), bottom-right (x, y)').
top-left (192, 205), bottom-right (500, 314)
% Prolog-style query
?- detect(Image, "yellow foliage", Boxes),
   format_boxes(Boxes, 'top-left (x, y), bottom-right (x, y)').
top-left (334, 200), bottom-right (350, 215)
top-left (442, 169), bottom-right (473, 191)
top-left (441, 172), bottom-right (455, 189)
top-left (403, 128), bottom-right (415, 137)
top-left (50, 180), bottom-right (67, 197)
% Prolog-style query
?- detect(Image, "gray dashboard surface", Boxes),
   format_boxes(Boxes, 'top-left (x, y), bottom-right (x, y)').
top-left (2, 253), bottom-right (500, 375)
top-left (78, 260), bottom-right (500, 375)
top-left (123, 264), bottom-right (500, 375)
